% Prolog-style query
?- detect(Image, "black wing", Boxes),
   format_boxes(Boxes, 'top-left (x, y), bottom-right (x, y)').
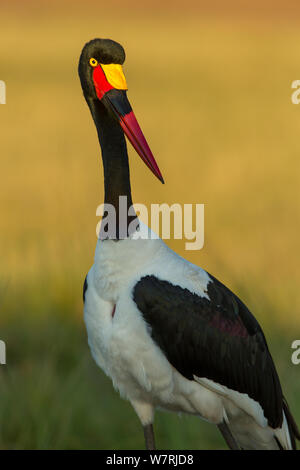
top-left (133, 273), bottom-right (283, 428)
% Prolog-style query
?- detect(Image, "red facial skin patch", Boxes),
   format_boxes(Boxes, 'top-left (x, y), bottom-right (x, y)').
top-left (93, 65), bottom-right (114, 100)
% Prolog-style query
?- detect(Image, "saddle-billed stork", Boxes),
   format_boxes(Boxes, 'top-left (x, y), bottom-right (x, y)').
top-left (78, 38), bottom-right (299, 450)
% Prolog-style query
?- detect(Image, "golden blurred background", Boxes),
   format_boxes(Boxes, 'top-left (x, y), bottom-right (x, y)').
top-left (0, 0), bottom-right (299, 449)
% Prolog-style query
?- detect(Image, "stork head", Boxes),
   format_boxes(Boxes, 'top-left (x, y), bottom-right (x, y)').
top-left (78, 38), bottom-right (164, 183)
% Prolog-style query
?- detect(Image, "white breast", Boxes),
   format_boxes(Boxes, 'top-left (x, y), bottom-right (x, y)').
top-left (84, 221), bottom-right (216, 412)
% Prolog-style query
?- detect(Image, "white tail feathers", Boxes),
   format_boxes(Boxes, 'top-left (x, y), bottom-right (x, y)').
top-left (274, 412), bottom-right (293, 450)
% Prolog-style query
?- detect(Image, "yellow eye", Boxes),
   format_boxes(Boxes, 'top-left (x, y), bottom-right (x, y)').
top-left (89, 58), bottom-right (98, 67)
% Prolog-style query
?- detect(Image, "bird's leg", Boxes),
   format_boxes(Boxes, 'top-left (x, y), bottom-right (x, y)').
top-left (143, 423), bottom-right (156, 450)
top-left (218, 422), bottom-right (240, 450)
top-left (131, 401), bottom-right (155, 449)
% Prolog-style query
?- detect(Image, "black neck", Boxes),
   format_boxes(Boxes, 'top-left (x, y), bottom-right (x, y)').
top-left (87, 98), bottom-right (136, 238)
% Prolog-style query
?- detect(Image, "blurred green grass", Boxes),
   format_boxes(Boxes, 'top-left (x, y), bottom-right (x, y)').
top-left (0, 289), bottom-right (299, 449)
top-left (0, 1), bottom-right (300, 449)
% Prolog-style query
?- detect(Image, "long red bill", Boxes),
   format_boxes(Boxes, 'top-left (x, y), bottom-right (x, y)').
top-left (104, 92), bottom-right (164, 184)
top-left (118, 110), bottom-right (164, 183)
top-left (93, 65), bottom-right (164, 183)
